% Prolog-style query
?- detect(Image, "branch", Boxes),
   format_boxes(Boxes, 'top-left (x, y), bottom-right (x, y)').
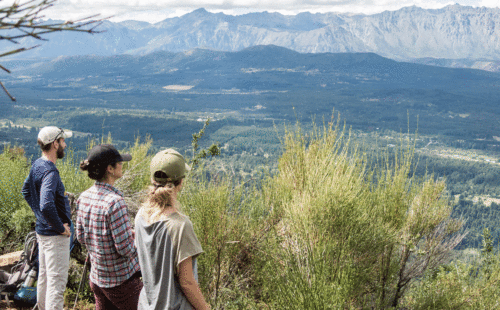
top-left (0, 0), bottom-right (107, 101)
top-left (0, 81), bottom-right (16, 101)
top-left (0, 64), bottom-right (11, 73)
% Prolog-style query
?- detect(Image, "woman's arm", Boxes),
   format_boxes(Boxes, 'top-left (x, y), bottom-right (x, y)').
top-left (109, 198), bottom-right (137, 257)
top-left (178, 257), bottom-right (210, 310)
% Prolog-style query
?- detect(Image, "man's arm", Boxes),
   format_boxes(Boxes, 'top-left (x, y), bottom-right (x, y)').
top-left (179, 257), bottom-right (211, 310)
top-left (21, 176), bottom-right (31, 201)
top-left (39, 171), bottom-right (66, 234)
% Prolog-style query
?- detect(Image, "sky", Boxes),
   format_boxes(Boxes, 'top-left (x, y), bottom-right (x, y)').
top-left (11, 0), bottom-right (500, 24)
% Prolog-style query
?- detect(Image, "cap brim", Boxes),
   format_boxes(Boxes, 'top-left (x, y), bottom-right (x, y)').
top-left (62, 131), bottom-right (73, 139)
top-left (120, 154), bottom-right (132, 162)
top-left (185, 163), bottom-right (191, 172)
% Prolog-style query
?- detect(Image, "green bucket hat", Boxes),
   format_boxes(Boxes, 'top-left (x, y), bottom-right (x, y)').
top-left (150, 149), bottom-right (191, 183)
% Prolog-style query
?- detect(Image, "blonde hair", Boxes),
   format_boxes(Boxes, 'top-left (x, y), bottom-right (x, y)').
top-left (139, 179), bottom-right (182, 224)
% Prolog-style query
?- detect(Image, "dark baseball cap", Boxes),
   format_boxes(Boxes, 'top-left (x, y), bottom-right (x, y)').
top-left (86, 144), bottom-right (132, 166)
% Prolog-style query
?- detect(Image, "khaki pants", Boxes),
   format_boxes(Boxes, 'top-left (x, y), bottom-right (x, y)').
top-left (36, 234), bottom-right (70, 310)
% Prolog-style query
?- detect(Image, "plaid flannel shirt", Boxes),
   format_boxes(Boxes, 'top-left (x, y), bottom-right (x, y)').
top-left (76, 182), bottom-right (140, 288)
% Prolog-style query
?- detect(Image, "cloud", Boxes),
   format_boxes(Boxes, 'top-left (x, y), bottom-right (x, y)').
top-left (480, 0), bottom-right (500, 7)
top-left (8, 0), bottom-right (497, 23)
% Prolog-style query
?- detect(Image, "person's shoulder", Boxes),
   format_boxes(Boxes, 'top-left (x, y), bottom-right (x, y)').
top-left (77, 185), bottom-right (96, 200)
top-left (107, 189), bottom-right (124, 201)
top-left (107, 193), bottom-right (131, 217)
top-left (33, 158), bottom-right (58, 177)
top-left (33, 158), bottom-right (55, 169)
top-left (169, 211), bottom-right (191, 223)
top-left (168, 212), bottom-right (194, 231)
top-left (134, 213), bottom-right (149, 229)
top-left (94, 183), bottom-right (124, 202)
top-left (106, 193), bottom-right (127, 211)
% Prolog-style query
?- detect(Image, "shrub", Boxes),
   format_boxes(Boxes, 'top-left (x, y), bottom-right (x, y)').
top-left (261, 119), bottom-right (465, 309)
top-left (402, 230), bottom-right (500, 310)
top-left (180, 170), bottom-right (271, 308)
top-left (0, 145), bottom-right (30, 244)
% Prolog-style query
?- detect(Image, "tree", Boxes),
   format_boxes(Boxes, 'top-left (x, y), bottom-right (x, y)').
top-left (0, 0), bottom-right (103, 101)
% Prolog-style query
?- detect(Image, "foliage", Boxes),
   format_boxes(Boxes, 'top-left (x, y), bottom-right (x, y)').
top-left (64, 258), bottom-right (94, 308)
top-left (261, 118), bottom-right (465, 308)
top-left (178, 120), bottom-right (268, 308)
top-left (57, 146), bottom-right (94, 197)
top-left (452, 198), bottom-right (500, 249)
top-left (115, 135), bottom-right (154, 214)
top-left (191, 118), bottom-right (221, 168)
top-left (10, 203), bottom-right (36, 236)
top-left (402, 230), bottom-right (500, 310)
top-left (0, 0), bottom-right (103, 101)
top-left (0, 145), bottom-right (30, 242)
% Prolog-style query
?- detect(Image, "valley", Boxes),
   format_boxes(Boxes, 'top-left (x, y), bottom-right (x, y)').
top-left (2, 46), bottom-right (500, 249)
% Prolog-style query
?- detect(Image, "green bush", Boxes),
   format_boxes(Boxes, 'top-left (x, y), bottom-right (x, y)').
top-left (402, 230), bottom-right (500, 310)
top-left (115, 136), bottom-right (154, 214)
top-left (180, 170), bottom-right (271, 308)
top-left (260, 119), bottom-right (465, 309)
top-left (0, 145), bottom-right (30, 240)
top-left (57, 146), bottom-right (94, 197)
top-left (10, 204), bottom-right (36, 235)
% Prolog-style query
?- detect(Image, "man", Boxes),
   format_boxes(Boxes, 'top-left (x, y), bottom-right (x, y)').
top-left (22, 126), bottom-right (73, 310)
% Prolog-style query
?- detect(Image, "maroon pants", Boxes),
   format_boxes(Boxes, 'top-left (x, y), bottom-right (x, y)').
top-left (90, 273), bottom-right (143, 310)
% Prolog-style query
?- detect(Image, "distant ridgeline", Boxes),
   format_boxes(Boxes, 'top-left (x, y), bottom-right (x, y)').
top-left (0, 4), bottom-right (499, 69)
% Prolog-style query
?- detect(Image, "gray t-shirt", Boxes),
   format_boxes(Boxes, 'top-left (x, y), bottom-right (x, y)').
top-left (135, 212), bottom-right (203, 310)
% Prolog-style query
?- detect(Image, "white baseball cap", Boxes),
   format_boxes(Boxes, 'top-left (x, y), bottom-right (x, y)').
top-left (38, 126), bottom-right (73, 144)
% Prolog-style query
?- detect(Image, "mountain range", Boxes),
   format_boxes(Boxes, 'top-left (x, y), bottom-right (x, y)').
top-left (1, 5), bottom-right (499, 72)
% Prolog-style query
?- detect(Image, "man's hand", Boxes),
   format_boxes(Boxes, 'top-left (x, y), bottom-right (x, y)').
top-left (62, 223), bottom-right (71, 237)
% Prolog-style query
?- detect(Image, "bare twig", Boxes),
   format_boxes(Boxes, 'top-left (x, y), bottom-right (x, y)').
top-left (0, 81), bottom-right (15, 101)
top-left (0, 0), bottom-right (106, 101)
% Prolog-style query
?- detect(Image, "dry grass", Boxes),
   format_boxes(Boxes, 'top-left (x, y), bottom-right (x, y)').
top-left (0, 300), bottom-right (95, 310)
top-left (0, 301), bottom-right (30, 309)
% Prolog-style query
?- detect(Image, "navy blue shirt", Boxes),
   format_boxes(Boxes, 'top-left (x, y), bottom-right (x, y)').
top-left (22, 158), bottom-right (72, 236)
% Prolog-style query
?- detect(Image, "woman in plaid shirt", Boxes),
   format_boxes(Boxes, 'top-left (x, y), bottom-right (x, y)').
top-left (76, 144), bottom-right (142, 310)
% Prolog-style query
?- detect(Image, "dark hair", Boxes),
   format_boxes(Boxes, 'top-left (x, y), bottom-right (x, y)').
top-left (37, 138), bottom-right (62, 152)
top-left (80, 160), bottom-right (118, 181)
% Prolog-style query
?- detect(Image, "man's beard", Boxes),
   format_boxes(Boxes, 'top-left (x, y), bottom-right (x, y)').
top-left (56, 144), bottom-right (64, 159)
